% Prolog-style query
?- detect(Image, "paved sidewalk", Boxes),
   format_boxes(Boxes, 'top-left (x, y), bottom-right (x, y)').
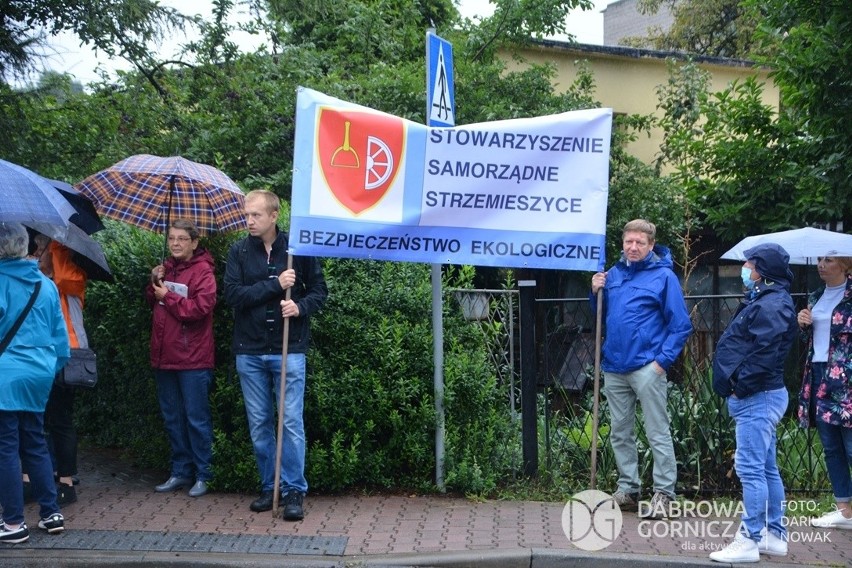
top-left (5, 447), bottom-right (851, 567)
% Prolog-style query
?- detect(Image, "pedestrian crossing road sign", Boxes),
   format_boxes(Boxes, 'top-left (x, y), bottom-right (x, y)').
top-left (426, 32), bottom-right (455, 127)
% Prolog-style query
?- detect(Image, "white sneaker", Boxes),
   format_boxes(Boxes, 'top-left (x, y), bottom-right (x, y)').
top-left (709, 533), bottom-right (760, 563)
top-left (758, 530), bottom-right (787, 556)
top-left (811, 510), bottom-right (852, 529)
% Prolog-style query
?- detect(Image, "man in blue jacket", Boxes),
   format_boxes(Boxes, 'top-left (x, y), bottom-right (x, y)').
top-left (224, 190), bottom-right (328, 519)
top-left (709, 243), bottom-right (797, 563)
top-left (591, 219), bottom-right (692, 519)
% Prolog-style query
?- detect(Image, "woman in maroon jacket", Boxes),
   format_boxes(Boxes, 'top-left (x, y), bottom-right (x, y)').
top-left (145, 220), bottom-right (216, 498)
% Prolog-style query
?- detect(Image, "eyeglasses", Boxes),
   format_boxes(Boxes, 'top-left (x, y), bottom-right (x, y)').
top-left (168, 236), bottom-right (193, 243)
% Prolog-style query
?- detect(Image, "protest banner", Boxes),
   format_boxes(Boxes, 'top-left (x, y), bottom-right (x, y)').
top-left (290, 87), bottom-right (612, 271)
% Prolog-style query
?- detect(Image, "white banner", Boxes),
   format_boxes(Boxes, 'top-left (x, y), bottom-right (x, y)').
top-left (290, 87), bottom-right (612, 270)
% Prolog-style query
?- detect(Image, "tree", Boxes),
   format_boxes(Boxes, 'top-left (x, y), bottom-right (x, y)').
top-left (623, 0), bottom-right (763, 59)
top-left (466, 0), bottom-right (593, 61)
top-left (650, 3), bottom-right (852, 238)
top-left (654, 60), bottom-right (804, 240)
top-left (751, 0), bottom-right (852, 228)
top-left (0, 0), bottom-right (189, 84)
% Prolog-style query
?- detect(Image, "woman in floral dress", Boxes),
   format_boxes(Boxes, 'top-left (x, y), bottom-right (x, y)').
top-left (797, 255), bottom-right (852, 529)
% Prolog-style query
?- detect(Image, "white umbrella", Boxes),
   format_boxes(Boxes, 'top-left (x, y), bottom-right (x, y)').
top-left (720, 227), bottom-right (852, 265)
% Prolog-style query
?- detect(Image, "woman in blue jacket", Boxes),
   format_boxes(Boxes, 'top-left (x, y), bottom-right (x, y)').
top-left (710, 243), bottom-right (798, 563)
top-left (0, 222), bottom-right (70, 544)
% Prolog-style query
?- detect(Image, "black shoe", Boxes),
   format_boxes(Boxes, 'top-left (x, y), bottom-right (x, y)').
top-left (250, 490), bottom-right (274, 512)
top-left (37, 513), bottom-right (65, 535)
top-left (0, 522), bottom-right (29, 544)
top-left (613, 490), bottom-right (641, 512)
top-left (57, 482), bottom-right (77, 505)
top-left (54, 475), bottom-right (80, 486)
top-left (282, 490), bottom-right (304, 521)
top-left (54, 474), bottom-right (79, 485)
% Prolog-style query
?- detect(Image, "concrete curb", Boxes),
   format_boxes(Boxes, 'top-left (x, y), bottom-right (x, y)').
top-left (356, 549), bottom-right (721, 568)
top-left (3, 547), bottom-right (819, 568)
top-left (0, 549), bottom-right (342, 567)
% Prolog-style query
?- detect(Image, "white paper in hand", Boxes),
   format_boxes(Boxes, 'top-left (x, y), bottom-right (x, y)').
top-left (163, 280), bottom-right (188, 298)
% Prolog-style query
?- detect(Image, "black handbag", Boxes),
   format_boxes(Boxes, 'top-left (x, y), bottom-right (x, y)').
top-left (58, 347), bottom-right (98, 388)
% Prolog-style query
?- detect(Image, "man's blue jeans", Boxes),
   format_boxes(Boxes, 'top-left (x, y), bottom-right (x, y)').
top-left (0, 410), bottom-right (60, 525)
top-left (727, 387), bottom-right (788, 542)
top-left (237, 353), bottom-right (307, 493)
top-left (155, 369), bottom-right (214, 482)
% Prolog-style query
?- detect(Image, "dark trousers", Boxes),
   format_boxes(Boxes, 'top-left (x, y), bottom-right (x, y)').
top-left (45, 380), bottom-right (78, 478)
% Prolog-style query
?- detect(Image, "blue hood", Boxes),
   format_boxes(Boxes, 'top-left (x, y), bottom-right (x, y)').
top-left (621, 244), bottom-right (675, 272)
top-left (745, 243), bottom-right (793, 291)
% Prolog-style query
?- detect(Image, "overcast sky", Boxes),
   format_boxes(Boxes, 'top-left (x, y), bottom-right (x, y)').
top-left (35, 0), bottom-right (610, 86)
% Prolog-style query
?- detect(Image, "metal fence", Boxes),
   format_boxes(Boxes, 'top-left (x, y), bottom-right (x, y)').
top-left (451, 288), bottom-right (520, 415)
top-left (452, 289), bottom-right (830, 496)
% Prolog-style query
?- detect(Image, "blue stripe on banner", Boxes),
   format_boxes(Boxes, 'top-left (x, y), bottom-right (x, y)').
top-left (289, 217), bottom-right (606, 271)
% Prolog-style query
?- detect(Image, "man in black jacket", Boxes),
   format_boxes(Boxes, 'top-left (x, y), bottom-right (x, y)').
top-left (224, 190), bottom-right (328, 519)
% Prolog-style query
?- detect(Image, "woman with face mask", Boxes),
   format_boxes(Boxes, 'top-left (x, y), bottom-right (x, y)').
top-left (710, 243), bottom-right (798, 563)
top-left (796, 255), bottom-right (852, 530)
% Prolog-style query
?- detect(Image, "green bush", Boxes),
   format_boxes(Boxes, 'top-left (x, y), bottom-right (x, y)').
top-left (306, 259), bottom-right (515, 493)
top-left (78, 223), bottom-right (168, 464)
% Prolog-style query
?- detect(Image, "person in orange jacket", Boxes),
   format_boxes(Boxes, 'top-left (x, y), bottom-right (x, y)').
top-left (40, 240), bottom-right (88, 505)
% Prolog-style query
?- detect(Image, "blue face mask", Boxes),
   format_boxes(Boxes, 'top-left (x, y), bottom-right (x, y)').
top-left (741, 267), bottom-right (756, 290)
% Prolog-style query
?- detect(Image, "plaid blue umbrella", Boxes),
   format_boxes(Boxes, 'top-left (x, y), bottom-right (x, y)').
top-left (0, 159), bottom-right (76, 236)
top-left (74, 154), bottom-right (247, 236)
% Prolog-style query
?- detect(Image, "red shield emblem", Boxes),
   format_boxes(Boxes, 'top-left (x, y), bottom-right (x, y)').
top-left (317, 108), bottom-right (405, 214)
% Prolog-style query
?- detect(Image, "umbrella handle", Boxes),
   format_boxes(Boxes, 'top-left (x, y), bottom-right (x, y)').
top-left (272, 253), bottom-right (295, 517)
top-left (162, 175), bottom-right (176, 262)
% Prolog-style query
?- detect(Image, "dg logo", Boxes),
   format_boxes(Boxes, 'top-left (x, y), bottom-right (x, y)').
top-left (562, 489), bottom-right (623, 551)
top-left (317, 108), bottom-right (405, 215)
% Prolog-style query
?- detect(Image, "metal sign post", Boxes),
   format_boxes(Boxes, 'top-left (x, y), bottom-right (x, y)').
top-left (426, 29), bottom-right (455, 491)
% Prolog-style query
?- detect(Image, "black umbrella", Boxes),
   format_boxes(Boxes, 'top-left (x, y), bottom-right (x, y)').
top-left (26, 221), bottom-right (114, 283)
top-left (50, 179), bottom-right (106, 235)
